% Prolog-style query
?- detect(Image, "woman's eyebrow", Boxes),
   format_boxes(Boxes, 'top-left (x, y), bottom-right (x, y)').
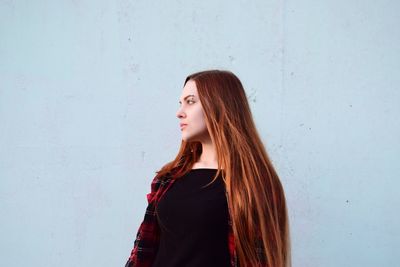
top-left (179, 94), bottom-right (195, 104)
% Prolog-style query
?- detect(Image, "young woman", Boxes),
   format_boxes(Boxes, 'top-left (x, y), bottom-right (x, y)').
top-left (125, 70), bottom-right (291, 267)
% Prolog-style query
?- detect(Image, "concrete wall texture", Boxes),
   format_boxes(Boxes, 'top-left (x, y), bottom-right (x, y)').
top-left (1, 1), bottom-right (399, 266)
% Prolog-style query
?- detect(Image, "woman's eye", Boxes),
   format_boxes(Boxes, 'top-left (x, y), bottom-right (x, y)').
top-left (179, 100), bottom-right (195, 106)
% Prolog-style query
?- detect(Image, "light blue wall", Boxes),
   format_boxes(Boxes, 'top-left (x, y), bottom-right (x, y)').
top-left (1, 1), bottom-right (399, 266)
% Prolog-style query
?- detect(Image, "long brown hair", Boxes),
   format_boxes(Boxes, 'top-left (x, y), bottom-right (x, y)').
top-left (155, 70), bottom-right (291, 267)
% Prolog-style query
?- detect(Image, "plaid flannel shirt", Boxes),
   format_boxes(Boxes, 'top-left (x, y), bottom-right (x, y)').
top-left (125, 173), bottom-right (266, 267)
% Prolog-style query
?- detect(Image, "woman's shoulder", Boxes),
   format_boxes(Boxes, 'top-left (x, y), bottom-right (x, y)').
top-left (154, 165), bottom-right (181, 181)
top-left (146, 170), bottom-right (175, 203)
top-left (150, 168), bottom-right (176, 187)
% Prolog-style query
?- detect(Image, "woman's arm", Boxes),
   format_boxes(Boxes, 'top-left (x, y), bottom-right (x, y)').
top-left (125, 175), bottom-right (162, 267)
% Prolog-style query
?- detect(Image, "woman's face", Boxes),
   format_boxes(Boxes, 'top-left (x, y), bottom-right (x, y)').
top-left (176, 80), bottom-right (209, 142)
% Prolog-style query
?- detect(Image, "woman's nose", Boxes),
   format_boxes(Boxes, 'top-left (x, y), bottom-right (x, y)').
top-left (176, 108), bottom-right (186, 119)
